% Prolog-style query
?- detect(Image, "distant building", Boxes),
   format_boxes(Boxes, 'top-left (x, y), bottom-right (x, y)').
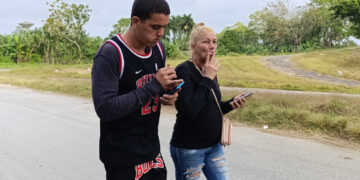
top-left (18, 21), bottom-right (34, 30)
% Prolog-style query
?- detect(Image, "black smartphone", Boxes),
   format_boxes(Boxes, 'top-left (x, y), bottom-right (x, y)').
top-left (167, 81), bottom-right (185, 94)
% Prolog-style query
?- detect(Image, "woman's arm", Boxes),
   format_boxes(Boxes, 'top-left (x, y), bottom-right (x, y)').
top-left (220, 99), bottom-right (234, 115)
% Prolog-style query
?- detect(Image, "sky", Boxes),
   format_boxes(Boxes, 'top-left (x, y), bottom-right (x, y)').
top-left (0, 0), bottom-right (358, 44)
top-left (0, 0), bottom-right (310, 36)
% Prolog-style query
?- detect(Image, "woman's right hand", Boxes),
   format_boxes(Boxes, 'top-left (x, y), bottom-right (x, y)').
top-left (202, 52), bottom-right (220, 80)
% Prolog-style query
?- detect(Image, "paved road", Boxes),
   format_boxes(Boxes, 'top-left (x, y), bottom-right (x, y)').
top-left (261, 55), bottom-right (360, 86)
top-left (1, 85), bottom-right (360, 180)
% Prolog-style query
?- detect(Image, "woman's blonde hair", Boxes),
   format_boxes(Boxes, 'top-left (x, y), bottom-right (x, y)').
top-left (189, 23), bottom-right (215, 51)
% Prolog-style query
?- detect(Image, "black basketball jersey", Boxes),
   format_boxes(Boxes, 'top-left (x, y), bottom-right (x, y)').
top-left (100, 34), bottom-right (165, 166)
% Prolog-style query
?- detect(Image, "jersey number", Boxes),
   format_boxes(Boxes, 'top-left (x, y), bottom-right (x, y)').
top-left (142, 95), bottom-right (160, 115)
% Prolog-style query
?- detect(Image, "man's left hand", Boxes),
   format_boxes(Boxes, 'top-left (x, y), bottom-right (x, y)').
top-left (160, 90), bottom-right (179, 105)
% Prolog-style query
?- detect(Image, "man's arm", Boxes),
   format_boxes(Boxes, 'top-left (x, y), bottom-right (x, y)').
top-left (91, 43), bottom-right (163, 122)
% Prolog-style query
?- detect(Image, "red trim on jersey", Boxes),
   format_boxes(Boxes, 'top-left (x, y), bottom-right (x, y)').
top-left (117, 34), bottom-right (152, 57)
top-left (106, 40), bottom-right (123, 76)
top-left (157, 42), bottom-right (164, 60)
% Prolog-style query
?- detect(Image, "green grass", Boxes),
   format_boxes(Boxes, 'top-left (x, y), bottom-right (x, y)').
top-left (292, 47), bottom-right (360, 81)
top-left (1, 49), bottom-right (360, 97)
top-left (222, 91), bottom-right (360, 143)
top-left (0, 63), bottom-right (91, 97)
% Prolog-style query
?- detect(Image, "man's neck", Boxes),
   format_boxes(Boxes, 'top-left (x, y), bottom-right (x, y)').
top-left (122, 31), bottom-right (146, 54)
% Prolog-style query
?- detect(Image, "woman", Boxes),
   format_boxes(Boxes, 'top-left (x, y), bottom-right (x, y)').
top-left (170, 23), bottom-right (246, 180)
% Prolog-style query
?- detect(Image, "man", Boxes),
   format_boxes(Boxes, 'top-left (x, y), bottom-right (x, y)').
top-left (91, 0), bottom-right (182, 179)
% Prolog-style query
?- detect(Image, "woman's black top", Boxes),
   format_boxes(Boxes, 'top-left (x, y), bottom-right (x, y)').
top-left (170, 60), bottom-right (233, 149)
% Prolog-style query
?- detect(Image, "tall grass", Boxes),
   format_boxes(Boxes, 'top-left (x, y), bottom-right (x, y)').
top-left (223, 91), bottom-right (360, 143)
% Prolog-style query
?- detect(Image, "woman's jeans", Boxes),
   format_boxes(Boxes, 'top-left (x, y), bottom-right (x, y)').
top-left (170, 143), bottom-right (229, 180)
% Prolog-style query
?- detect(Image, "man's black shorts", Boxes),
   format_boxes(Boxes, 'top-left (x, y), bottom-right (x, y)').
top-left (104, 153), bottom-right (167, 180)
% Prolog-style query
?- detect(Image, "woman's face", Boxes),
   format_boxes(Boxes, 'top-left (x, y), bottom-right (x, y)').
top-left (192, 30), bottom-right (217, 62)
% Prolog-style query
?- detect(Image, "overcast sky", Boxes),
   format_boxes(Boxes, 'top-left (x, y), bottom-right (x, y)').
top-left (0, 0), bottom-right (312, 37)
top-left (0, 0), bottom-right (359, 44)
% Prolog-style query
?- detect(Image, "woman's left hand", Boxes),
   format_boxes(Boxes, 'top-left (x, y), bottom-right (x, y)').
top-left (230, 95), bottom-right (246, 109)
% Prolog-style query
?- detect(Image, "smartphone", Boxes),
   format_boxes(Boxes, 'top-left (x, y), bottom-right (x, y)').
top-left (235, 90), bottom-right (253, 104)
top-left (240, 90), bottom-right (253, 98)
top-left (167, 81), bottom-right (185, 94)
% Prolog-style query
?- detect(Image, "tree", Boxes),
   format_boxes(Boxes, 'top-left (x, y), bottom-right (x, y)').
top-left (314, 5), bottom-right (349, 47)
top-left (287, 4), bottom-right (321, 52)
top-left (248, 0), bottom-right (350, 53)
top-left (107, 18), bottom-right (131, 39)
top-left (331, 0), bottom-right (360, 38)
top-left (43, 0), bottom-right (91, 62)
top-left (13, 29), bottom-right (44, 63)
top-left (163, 14), bottom-right (195, 51)
top-left (217, 22), bottom-right (260, 54)
top-left (0, 34), bottom-right (14, 63)
top-left (249, 1), bottom-right (292, 52)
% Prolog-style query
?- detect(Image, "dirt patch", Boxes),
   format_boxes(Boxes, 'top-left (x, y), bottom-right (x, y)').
top-left (261, 55), bottom-right (360, 86)
top-left (54, 68), bottom-right (91, 74)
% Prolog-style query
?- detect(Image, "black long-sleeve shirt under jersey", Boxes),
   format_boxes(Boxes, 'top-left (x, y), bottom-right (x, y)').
top-left (92, 43), bottom-right (163, 122)
top-left (170, 60), bottom-right (234, 149)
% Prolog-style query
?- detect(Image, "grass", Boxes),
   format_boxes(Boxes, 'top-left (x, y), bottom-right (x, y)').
top-left (168, 55), bottom-right (360, 94)
top-left (222, 90), bottom-right (360, 143)
top-left (1, 50), bottom-right (360, 97)
top-left (292, 47), bottom-right (360, 81)
top-left (0, 63), bottom-right (91, 97)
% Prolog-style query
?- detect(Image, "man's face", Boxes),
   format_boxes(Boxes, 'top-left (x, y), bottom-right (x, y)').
top-left (135, 13), bottom-right (170, 47)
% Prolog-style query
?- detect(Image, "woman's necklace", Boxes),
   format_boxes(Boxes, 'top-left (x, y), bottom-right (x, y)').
top-left (188, 59), bottom-right (204, 76)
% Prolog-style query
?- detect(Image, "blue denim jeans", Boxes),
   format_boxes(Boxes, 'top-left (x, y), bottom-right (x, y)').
top-left (170, 143), bottom-right (229, 180)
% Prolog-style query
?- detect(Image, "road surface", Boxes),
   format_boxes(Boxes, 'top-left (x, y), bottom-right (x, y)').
top-left (1, 85), bottom-right (360, 180)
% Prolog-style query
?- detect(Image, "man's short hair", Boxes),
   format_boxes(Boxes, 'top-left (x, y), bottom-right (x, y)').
top-left (131, 0), bottom-right (170, 21)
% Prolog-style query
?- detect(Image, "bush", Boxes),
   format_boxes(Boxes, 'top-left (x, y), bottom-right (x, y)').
top-left (163, 40), bottom-right (187, 59)
top-left (0, 56), bottom-right (14, 63)
top-left (29, 54), bottom-right (43, 63)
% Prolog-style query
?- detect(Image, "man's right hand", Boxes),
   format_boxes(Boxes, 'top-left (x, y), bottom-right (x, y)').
top-left (155, 66), bottom-right (183, 91)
